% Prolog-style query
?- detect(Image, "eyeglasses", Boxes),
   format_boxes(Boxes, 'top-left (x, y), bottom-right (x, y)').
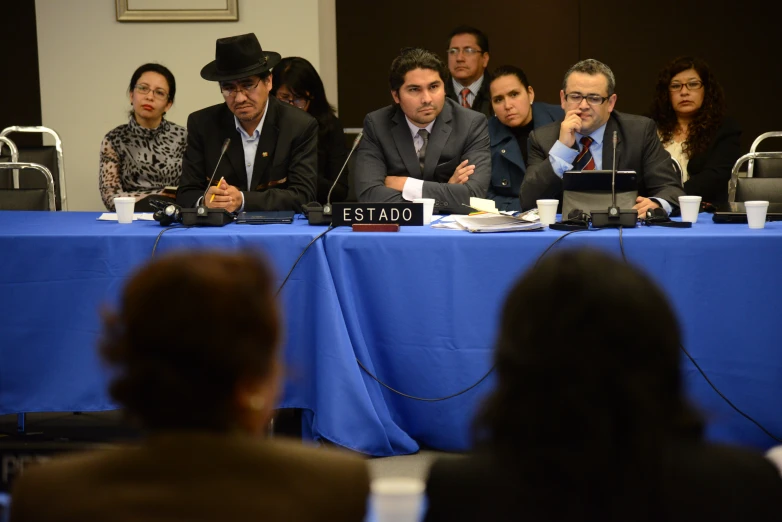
top-left (669, 80), bottom-right (703, 92)
top-left (446, 47), bottom-right (483, 57)
top-left (564, 92), bottom-right (610, 105)
top-left (220, 78), bottom-right (261, 99)
top-left (276, 92), bottom-right (311, 109)
top-left (134, 84), bottom-right (169, 101)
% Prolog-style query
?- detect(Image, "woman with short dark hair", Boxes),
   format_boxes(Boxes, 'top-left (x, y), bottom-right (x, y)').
top-left (425, 249), bottom-right (782, 522)
top-left (649, 56), bottom-right (740, 206)
top-left (99, 63), bottom-right (187, 211)
top-left (272, 57), bottom-right (350, 204)
top-left (10, 252), bottom-right (370, 522)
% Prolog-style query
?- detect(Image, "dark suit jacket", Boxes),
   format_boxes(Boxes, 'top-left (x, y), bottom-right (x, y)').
top-left (425, 443), bottom-right (782, 522)
top-left (316, 115), bottom-right (350, 204)
top-left (521, 111), bottom-right (685, 212)
top-left (445, 71), bottom-right (493, 120)
top-left (354, 98), bottom-right (491, 214)
top-left (10, 433), bottom-right (369, 522)
top-left (680, 116), bottom-right (741, 205)
top-left (488, 102), bottom-right (564, 211)
top-left (177, 96), bottom-right (318, 212)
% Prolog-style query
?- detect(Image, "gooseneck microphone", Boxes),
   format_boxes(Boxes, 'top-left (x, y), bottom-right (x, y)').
top-left (306, 132), bottom-right (363, 225)
top-left (609, 131), bottom-right (619, 217)
top-left (323, 131), bottom-right (363, 217)
top-left (590, 130), bottom-right (636, 228)
top-left (180, 138), bottom-right (235, 227)
top-left (200, 138), bottom-right (232, 208)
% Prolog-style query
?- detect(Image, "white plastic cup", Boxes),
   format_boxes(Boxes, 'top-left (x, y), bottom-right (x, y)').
top-left (413, 198), bottom-right (435, 225)
top-left (745, 200), bottom-right (770, 229)
top-left (113, 197), bottom-right (136, 224)
top-left (370, 477), bottom-right (425, 522)
top-left (678, 195), bottom-right (702, 223)
top-left (536, 199), bottom-right (559, 226)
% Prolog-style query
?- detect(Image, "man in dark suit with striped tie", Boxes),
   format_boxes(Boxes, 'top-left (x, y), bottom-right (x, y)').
top-left (520, 59), bottom-right (684, 217)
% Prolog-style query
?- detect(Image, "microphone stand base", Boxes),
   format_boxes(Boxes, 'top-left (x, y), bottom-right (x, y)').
top-left (306, 209), bottom-right (332, 226)
top-left (590, 209), bottom-right (637, 228)
top-left (180, 207), bottom-right (234, 227)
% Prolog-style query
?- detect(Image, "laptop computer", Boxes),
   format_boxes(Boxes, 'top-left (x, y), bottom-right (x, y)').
top-left (712, 202), bottom-right (782, 223)
top-left (562, 170), bottom-right (638, 218)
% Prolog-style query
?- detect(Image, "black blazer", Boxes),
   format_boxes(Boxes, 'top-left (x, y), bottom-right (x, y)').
top-left (680, 116), bottom-right (741, 205)
top-left (425, 443), bottom-right (782, 522)
top-left (177, 96), bottom-right (318, 211)
top-left (317, 115), bottom-right (350, 204)
top-left (521, 111), bottom-right (685, 211)
top-left (445, 71), bottom-right (493, 120)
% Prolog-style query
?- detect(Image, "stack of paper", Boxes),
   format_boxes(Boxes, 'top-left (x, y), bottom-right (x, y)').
top-left (452, 213), bottom-right (544, 233)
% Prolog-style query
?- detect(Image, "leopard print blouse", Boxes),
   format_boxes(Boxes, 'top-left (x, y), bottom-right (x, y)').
top-left (99, 116), bottom-right (187, 210)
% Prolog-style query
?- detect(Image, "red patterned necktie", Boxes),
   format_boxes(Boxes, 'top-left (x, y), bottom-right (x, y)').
top-left (573, 136), bottom-right (596, 171)
top-left (460, 87), bottom-right (471, 108)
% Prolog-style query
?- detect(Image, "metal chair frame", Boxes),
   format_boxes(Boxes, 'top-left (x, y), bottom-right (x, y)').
top-left (0, 126), bottom-right (68, 209)
top-left (747, 131), bottom-right (782, 178)
top-left (0, 162), bottom-right (57, 210)
top-left (729, 152), bottom-right (782, 203)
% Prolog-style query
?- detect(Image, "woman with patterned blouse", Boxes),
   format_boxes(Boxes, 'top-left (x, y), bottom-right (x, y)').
top-left (99, 63), bottom-right (187, 211)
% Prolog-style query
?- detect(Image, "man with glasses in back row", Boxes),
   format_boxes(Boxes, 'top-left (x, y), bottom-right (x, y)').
top-left (444, 26), bottom-right (493, 120)
top-left (520, 59), bottom-right (684, 217)
top-left (177, 33), bottom-right (317, 211)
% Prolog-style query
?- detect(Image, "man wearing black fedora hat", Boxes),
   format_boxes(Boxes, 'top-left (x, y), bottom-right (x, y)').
top-left (177, 33), bottom-right (317, 212)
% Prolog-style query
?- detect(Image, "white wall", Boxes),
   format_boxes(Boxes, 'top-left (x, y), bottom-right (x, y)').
top-left (36, 0), bottom-right (337, 211)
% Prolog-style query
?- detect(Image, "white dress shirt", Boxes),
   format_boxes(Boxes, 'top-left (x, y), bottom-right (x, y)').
top-left (401, 116), bottom-right (435, 201)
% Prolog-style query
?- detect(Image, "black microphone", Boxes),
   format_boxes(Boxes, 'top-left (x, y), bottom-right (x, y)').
top-left (306, 132), bottom-right (363, 225)
top-left (180, 138), bottom-right (234, 227)
top-left (590, 130), bottom-right (636, 228)
top-left (200, 138), bottom-right (231, 207)
top-left (323, 131), bottom-right (363, 216)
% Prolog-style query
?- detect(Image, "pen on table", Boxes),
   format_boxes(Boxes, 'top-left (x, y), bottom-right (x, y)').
top-left (209, 176), bottom-right (225, 203)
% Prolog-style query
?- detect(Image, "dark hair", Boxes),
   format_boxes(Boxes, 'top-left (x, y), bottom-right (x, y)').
top-left (271, 56), bottom-right (338, 135)
top-left (128, 63), bottom-right (177, 102)
top-left (562, 58), bottom-right (616, 96)
top-left (389, 48), bottom-right (449, 93)
top-left (100, 251), bottom-right (280, 432)
top-left (476, 249), bottom-right (702, 520)
top-left (447, 25), bottom-right (490, 53)
top-left (491, 65), bottom-right (530, 90)
top-left (649, 56), bottom-right (726, 158)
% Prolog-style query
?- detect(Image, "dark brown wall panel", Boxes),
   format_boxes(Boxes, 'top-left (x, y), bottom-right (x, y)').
top-left (337, 1), bottom-right (781, 154)
top-left (1, 2), bottom-right (42, 147)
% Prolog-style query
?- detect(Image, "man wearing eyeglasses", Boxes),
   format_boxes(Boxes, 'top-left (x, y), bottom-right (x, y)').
top-left (444, 26), bottom-right (493, 119)
top-left (177, 33), bottom-right (317, 211)
top-left (520, 59), bottom-right (684, 218)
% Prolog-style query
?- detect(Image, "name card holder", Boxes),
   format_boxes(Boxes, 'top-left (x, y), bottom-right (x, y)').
top-left (332, 202), bottom-right (423, 226)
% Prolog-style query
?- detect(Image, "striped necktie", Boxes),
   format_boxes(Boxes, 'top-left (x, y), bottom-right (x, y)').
top-left (460, 88), bottom-right (471, 108)
top-left (573, 136), bottom-right (596, 171)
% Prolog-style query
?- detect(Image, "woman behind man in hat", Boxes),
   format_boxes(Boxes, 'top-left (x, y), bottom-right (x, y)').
top-left (9, 251), bottom-right (370, 521)
top-left (99, 63), bottom-right (187, 212)
top-left (176, 33), bottom-right (318, 212)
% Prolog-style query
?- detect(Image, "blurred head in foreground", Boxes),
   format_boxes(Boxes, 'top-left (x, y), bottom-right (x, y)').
top-left (477, 248), bottom-right (702, 518)
top-left (100, 251), bottom-right (281, 434)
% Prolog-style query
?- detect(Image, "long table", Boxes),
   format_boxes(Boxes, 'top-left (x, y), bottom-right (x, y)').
top-left (1, 211), bottom-right (781, 456)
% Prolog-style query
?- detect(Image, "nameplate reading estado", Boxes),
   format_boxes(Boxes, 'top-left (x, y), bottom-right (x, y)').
top-left (332, 202), bottom-right (423, 227)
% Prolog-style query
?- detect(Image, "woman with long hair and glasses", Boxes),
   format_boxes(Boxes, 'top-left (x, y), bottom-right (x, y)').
top-left (99, 63), bottom-right (187, 211)
top-left (272, 57), bottom-right (350, 204)
top-left (649, 56), bottom-right (740, 206)
top-left (425, 249), bottom-right (782, 522)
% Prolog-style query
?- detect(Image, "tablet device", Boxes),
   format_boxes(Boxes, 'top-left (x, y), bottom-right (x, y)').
top-left (712, 202), bottom-right (782, 223)
top-left (235, 210), bottom-right (295, 224)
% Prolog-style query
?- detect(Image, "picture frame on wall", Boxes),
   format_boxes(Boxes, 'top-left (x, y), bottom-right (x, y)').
top-left (116, 0), bottom-right (239, 22)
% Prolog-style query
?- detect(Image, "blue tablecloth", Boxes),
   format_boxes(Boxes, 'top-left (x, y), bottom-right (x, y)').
top-left (1, 211), bottom-right (781, 455)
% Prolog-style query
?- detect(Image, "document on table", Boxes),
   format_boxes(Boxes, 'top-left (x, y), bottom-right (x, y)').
top-left (453, 213), bottom-right (544, 233)
top-left (97, 213), bottom-right (156, 221)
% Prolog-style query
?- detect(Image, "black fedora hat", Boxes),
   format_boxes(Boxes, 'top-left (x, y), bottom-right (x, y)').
top-left (200, 33), bottom-right (281, 82)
